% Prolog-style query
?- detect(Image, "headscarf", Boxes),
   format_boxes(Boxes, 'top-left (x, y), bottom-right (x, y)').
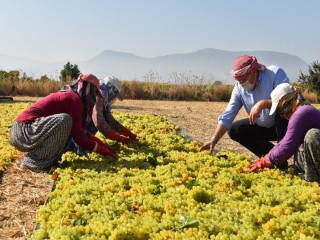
top-left (79, 77), bottom-right (121, 137)
top-left (60, 73), bottom-right (102, 130)
top-left (100, 76), bottom-right (121, 113)
top-left (101, 83), bottom-right (119, 108)
top-left (276, 91), bottom-right (309, 116)
top-left (232, 55), bottom-right (266, 82)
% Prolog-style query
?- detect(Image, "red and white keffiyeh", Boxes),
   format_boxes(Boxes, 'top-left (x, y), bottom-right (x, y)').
top-left (232, 55), bottom-right (265, 82)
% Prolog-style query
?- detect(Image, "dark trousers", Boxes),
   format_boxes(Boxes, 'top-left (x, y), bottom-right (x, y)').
top-left (227, 114), bottom-right (288, 157)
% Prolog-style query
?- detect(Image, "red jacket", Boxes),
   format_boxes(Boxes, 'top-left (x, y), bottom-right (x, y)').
top-left (16, 91), bottom-right (95, 151)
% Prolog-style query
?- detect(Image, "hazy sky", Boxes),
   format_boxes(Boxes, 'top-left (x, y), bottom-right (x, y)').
top-left (1, 0), bottom-right (319, 64)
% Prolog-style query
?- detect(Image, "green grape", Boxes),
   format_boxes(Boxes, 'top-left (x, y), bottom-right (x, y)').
top-left (0, 110), bottom-right (314, 240)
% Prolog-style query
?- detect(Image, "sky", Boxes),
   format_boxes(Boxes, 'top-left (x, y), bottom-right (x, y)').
top-left (0, 0), bottom-right (319, 64)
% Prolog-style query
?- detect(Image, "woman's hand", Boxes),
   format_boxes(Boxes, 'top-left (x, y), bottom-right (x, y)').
top-left (249, 154), bottom-right (271, 172)
top-left (96, 143), bottom-right (117, 159)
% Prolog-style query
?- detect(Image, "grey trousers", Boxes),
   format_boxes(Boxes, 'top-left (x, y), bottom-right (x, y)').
top-left (10, 113), bottom-right (72, 171)
top-left (294, 128), bottom-right (320, 183)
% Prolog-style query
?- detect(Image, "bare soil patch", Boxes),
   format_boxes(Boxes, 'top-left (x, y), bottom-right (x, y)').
top-left (0, 99), bottom-right (251, 239)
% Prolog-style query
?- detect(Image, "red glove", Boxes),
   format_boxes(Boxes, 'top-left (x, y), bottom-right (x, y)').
top-left (109, 130), bottom-right (133, 144)
top-left (88, 133), bottom-right (105, 146)
top-left (120, 128), bottom-right (137, 141)
top-left (249, 154), bottom-right (272, 172)
top-left (96, 143), bottom-right (117, 159)
top-left (88, 133), bottom-right (116, 154)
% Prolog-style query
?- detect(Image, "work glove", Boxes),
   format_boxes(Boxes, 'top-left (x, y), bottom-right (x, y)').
top-left (109, 130), bottom-right (134, 144)
top-left (249, 154), bottom-right (272, 173)
top-left (95, 143), bottom-right (117, 159)
top-left (120, 127), bottom-right (137, 141)
top-left (88, 133), bottom-right (105, 146)
top-left (88, 133), bottom-right (116, 154)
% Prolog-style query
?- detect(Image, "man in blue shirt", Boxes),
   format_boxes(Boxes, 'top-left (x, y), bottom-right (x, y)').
top-left (199, 55), bottom-right (290, 158)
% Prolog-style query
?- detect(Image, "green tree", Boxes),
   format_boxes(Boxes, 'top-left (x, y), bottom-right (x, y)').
top-left (59, 62), bottom-right (81, 83)
top-left (0, 70), bottom-right (20, 82)
top-left (39, 75), bottom-right (51, 82)
top-left (297, 60), bottom-right (320, 96)
top-left (213, 80), bottom-right (223, 85)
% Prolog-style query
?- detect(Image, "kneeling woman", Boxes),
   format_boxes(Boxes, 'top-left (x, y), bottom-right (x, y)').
top-left (250, 83), bottom-right (320, 183)
top-left (10, 73), bottom-right (116, 172)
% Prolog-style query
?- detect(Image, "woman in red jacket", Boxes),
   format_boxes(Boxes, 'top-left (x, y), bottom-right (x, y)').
top-left (10, 73), bottom-right (116, 172)
top-left (60, 75), bottom-right (137, 156)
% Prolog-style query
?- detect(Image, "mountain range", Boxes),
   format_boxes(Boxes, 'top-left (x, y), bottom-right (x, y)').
top-left (0, 48), bottom-right (309, 84)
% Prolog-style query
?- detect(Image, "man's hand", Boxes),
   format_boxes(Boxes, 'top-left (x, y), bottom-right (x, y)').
top-left (249, 99), bottom-right (272, 125)
top-left (249, 154), bottom-right (271, 172)
top-left (199, 137), bottom-right (217, 154)
top-left (249, 103), bottom-right (261, 125)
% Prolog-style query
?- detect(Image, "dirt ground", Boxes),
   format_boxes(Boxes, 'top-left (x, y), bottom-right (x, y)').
top-left (0, 99), bottom-right (252, 240)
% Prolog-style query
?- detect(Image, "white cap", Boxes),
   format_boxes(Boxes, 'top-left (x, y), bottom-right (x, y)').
top-left (269, 83), bottom-right (294, 115)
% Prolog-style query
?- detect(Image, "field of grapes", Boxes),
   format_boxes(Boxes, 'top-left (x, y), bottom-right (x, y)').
top-left (0, 99), bottom-right (319, 239)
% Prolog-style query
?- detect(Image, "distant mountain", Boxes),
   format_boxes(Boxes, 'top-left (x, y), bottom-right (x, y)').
top-left (0, 54), bottom-right (46, 70)
top-left (0, 49), bottom-right (309, 84)
top-left (0, 54), bottom-right (61, 78)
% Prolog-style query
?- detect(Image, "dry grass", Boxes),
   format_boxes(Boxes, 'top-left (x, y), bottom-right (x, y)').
top-left (0, 157), bottom-right (52, 240)
top-left (0, 98), bottom-right (252, 240)
top-left (1, 78), bottom-right (234, 102)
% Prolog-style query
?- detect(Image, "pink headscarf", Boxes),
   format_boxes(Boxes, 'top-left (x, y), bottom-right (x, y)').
top-left (61, 73), bottom-right (103, 131)
top-left (232, 55), bottom-right (265, 82)
top-left (78, 73), bottom-right (104, 97)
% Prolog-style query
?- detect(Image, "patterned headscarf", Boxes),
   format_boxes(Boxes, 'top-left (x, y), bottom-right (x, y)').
top-left (232, 55), bottom-right (266, 82)
top-left (60, 73), bottom-right (101, 130)
top-left (276, 91), bottom-right (309, 116)
top-left (100, 82), bottom-right (120, 113)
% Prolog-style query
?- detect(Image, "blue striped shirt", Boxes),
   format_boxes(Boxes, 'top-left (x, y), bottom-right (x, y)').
top-left (218, 65), bottom-right (290, 129)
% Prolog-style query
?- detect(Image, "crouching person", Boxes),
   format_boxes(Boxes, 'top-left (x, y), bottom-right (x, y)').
top-left (10, 73), bottom-right (117, 172)
top-left (249, 83), bottom-right (320, 183)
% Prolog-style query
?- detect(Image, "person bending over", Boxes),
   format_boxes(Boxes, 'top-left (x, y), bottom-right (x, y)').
top-left (10, 73), bottom-right (116, 172)
top-left (250, 83), bottom-right (320, 183)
